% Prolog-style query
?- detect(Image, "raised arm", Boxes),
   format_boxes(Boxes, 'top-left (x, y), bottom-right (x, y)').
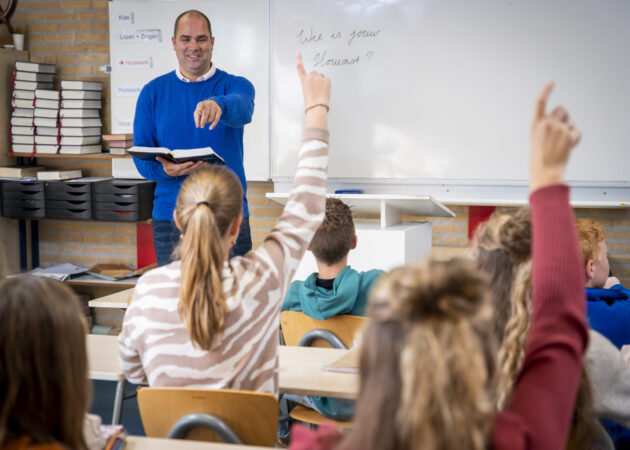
top-left (493, 82), bottom-right (588, 449)
top-left (247, 53), bottom-right (330, 293)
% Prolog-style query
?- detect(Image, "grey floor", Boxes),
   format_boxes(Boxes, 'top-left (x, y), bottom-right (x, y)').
top-left (89, 380), bottom-right (145, 436)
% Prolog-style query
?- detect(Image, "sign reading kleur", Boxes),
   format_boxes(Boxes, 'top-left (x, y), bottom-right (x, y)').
top-left (116, 12), bottom-right (134, 24)
top-left (118, 30), bottom-right (162, 43)
top-left (116, 57), bottom-right (153, 69)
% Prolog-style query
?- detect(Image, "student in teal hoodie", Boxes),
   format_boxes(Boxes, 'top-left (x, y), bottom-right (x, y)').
top-left (282, 198), bottom-right (383, 319)
top-left (281, 198), bottom-right (383, 421)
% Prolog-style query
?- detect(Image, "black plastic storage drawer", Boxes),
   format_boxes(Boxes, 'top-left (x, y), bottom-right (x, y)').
top-left (1, 205), bottom-right (45, 218)
top-left (46, 200), bottom-right (91, 210)
top-left (92, 179), bottom-right (155, 197)
top-left (92, 210), bottom-right (145, 221)
top-left (3, 198), bottom-right (45, 208)
top-left (47, 207), bottom-right (92, 220)
top-left (1, 180), bottom-right (45, 201)
top-left (92, 179), bottom-right (155, 221)
top-left (1, 180), bottom-right (46, 217)
top-left (46, 181), bottom-right (93, 202)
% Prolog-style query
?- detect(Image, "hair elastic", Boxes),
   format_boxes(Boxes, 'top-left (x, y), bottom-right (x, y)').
top-left (196, 201), bottom-right (210, 208)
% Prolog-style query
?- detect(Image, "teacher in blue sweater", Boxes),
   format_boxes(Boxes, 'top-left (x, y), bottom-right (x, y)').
top-left (132, 9), bottom-right (255, 266)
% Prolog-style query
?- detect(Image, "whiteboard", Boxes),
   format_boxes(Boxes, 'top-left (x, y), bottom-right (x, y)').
top-left (271, 0), bottom-right (630, 203)
top-left (108, 0), bottom-right (270, 180)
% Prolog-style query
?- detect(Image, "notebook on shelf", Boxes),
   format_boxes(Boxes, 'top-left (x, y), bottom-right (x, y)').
top-left (15, 61), bottom-right (55, 74)
top-left (0, 166), bottom-right (45, 178)
top-left (60, 80), bottom-right (103, 91)
top-left (15, 71), bottom-right (54, 83)
top-left (13, 80), bottom-right (53, 91)
top-left (37, 169), bottom-right (83, 181)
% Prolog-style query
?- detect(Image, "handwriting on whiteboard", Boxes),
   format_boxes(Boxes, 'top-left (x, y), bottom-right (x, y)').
top-left (297, 27), bottom-right (380, 68)
top-left (118, 30), bottom-right (162, 43)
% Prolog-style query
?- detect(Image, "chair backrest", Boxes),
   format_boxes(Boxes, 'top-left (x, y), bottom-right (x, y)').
top-left (280, 311), bottom-right (367, 348)
top-left (137, 387), bottom-right (278, 447)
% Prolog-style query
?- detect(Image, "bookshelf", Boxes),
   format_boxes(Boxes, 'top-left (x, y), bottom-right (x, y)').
top-left (12, 153), bottom-right (130, 160)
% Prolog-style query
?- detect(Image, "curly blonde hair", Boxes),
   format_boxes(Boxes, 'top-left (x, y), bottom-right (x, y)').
top-left (343, 258), bottom-right (496, 450)
top-left (475, 207), bottom-right (595, 449)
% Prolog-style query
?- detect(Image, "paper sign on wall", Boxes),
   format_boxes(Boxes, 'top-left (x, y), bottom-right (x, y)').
top-left (118, 30), bottom-right (162, 43)
top-left (116, 118), bottom-right (133, 131)
top-left (116, 86), bottom-right (142, 97)
top-left (116, 57), bottom-right (153, 69)
top-left (116, 12), bottom-right (134, 24)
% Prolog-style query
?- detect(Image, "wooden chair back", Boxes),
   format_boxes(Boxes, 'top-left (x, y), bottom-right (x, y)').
top-left (280, 311), bottom-right (367, 348)
top-left (137, 387), bottom-right (278, 447)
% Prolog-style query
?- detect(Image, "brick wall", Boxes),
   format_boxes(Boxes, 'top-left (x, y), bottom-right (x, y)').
top-left (8, 2), bottom-right (630, 290)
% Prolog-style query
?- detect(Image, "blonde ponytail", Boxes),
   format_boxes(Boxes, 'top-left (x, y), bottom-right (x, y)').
top-left (175, 166), bottom-right (243, 349)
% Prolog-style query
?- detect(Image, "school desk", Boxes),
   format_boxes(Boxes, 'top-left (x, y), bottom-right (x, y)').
top-left (88, 287), bottom-right (134, 309)
top-left (87, 334), bottom-right (127, 425)
top-left (86, 335), bottom-right (358, 424)
top-left (124, 436), bottom-right (265, 449)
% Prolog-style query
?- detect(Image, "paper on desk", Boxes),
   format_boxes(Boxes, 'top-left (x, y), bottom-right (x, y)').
top-left (29, 263), bottom-right (89, 281)
top-left (323, 347), bottom-right (359, 373)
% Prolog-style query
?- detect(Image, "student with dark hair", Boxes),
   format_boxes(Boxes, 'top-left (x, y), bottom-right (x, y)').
top-left (281, 197), bottom-right (383, 421)
top-left (291, 82), bottom-right (588, 450)
top-left (0, 276), bottom-right (90, 450)
top-left (119, 54), bottom-right (331, 395)
top-left (282, 198), bottom-right (383, 319)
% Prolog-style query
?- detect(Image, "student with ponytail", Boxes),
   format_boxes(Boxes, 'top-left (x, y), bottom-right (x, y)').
top-left (292, 82), bottom-right (588, 450)
top-left (118, 53), bottom-right (330, 394)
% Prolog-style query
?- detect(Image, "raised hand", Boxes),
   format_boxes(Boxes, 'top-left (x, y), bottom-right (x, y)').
top-left (194, 99), bottom-right (222, 129)
top-left (296, 52), bottom-right (331, 113)
top-left (529, 82), bottom-right (582, 191)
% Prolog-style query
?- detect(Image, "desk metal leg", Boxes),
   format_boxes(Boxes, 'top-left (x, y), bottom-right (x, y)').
top-left (19, 219), bottom-right (27, 271)
top-left (112, 379), bottom-right (126, 425)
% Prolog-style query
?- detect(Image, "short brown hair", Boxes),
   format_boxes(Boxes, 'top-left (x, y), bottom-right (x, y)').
top-left (575, 218), bottom-right (606, 266)
top-left (0, 276), bottom-right (89, 449)
top-left (174, 10), bottom-right (212, 37)
top-left (310, 198), bottom-right (355, 265)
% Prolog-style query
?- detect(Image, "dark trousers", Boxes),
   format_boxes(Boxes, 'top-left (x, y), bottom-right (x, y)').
top-left (152, 216), bottom-right (252, 267)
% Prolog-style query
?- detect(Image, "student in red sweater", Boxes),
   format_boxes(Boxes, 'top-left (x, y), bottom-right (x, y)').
top-left (291, 81), bottom-right (587, 450)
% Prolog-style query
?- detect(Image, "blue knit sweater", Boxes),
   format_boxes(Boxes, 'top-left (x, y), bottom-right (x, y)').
top-left (132, 69), bottom-right (254, 220)
top-left (587, 283), bottom-right (630, 349)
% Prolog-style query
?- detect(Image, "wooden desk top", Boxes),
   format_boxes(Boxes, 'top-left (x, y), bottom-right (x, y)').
top-left (88, 288), bottom-right (134, 309)
top-left (125, 436), bottom-right (265, 449)
top-left (278, 346), bottom-right (358, 399)
top-left (86, 335), bottom-right (358, 399)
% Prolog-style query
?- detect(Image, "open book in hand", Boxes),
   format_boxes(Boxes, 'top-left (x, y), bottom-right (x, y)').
top-left (128, 146), bottom-right (226, 165)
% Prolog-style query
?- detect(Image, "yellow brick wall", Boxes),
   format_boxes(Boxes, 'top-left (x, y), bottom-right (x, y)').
top-left (8, 1), bottom-right (630, 289)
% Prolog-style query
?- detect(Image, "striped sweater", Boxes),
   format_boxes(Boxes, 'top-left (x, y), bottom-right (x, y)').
top-left (118, 128), bottom-right (329, 395)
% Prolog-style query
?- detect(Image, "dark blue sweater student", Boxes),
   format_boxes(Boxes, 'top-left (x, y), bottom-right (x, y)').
top-left (132, 10), bottom-right (254, 265)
